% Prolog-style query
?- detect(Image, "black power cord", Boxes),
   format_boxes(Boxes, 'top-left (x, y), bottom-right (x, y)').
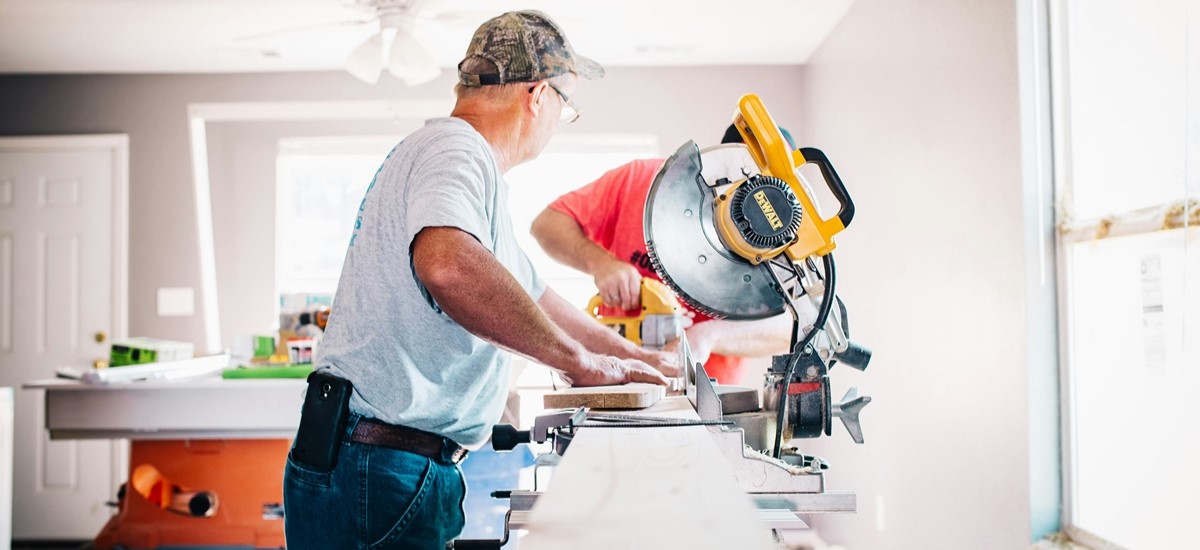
top-left (772, 253), bottom-right (837, 459)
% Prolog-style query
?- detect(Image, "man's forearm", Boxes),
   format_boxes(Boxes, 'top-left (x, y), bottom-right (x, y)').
top-left (539, 287), bottom-right (643, 359)
top-left (691, 315), bottom-right (793, 357)
top-left (412, 227), bottom-right (587, 375)
top-left (530, 208), bottom-right (614, 276)
top-left (532, 207), bottom-right (643, 310)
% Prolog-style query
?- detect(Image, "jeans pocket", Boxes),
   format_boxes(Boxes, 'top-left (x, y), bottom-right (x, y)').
top-left (284, 455), bottom-right (332, 489)
top-left (368, 451), bottom-right (434, 548)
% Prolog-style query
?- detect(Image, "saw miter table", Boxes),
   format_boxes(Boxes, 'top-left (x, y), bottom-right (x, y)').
top-left (452, 94), bottom-right (876, 548)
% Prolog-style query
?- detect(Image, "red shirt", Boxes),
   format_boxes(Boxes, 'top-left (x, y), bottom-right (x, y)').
top-left (548, 159), bottom-right (749, 384)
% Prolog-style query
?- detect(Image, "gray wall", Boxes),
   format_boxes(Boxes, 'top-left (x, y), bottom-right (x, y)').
top-left (795, 0), bottom-right (1034, 548)
top-left (0, 66), bottom-right (804, 346)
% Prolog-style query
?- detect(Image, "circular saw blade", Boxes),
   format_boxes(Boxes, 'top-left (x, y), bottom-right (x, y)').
top-left (644, 142), bottom-right (786, 320)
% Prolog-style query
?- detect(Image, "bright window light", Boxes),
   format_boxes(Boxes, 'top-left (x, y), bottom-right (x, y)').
top-left (276, 137), bottom-right (399, 299)
top-left (1053, 0), bottom-right (1198, 547)
top-left (274, 132), bottom-right (660, 328)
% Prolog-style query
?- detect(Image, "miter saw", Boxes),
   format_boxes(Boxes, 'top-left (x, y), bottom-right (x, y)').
top-left (451, 95), bottom-right (874, 548)
top-left (645, 93), bottom-right (873, 460)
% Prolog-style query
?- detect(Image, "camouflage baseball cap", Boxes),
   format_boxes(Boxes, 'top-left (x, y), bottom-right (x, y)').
top-left (458, 10), bottom-right (604, 87)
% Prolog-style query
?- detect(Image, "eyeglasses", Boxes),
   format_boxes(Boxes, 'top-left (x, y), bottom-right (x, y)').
top-left (545, 81), bottom-right (581, 124)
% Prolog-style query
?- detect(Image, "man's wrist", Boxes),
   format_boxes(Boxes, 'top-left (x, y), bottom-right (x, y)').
top-left (583, 251), bottom-right (619, 276)
top-left (552, 343), bottom-right (593, 378)
top-left (627, 345), bottom-right (657, 364)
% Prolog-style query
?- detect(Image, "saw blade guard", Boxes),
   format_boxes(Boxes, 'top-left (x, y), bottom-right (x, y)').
top-left (643, 141), bottom-right (787, 320)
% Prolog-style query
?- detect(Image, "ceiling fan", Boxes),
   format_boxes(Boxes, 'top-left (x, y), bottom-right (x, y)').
top-left (236, 0), bottom-right (487, 86)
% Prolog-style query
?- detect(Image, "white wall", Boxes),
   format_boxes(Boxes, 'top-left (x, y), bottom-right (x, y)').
top-left (0, 388), bottom-right (11, 550)
top-left (796, 0), bottom-right (1034, 548)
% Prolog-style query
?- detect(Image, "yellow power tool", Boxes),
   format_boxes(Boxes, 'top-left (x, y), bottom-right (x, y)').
top-left (644, 93), bottom-right (872, 453)
top-left (587, 277), bottom-right (683, 349)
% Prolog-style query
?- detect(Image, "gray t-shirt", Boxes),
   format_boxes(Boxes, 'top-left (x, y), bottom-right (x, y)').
top-left (318, 117), bottom-right (545, 448)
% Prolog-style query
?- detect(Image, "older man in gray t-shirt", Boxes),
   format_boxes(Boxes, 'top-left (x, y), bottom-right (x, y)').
top-left (319, 115), bottom-right (546, 448)
top-left (283, 11), bottom-right (678, 550)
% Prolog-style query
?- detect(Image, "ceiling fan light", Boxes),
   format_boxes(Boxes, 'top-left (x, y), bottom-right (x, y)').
top-left (387, 31), bottom-right (441, 86)
top-left (345, 31), bottom-right (386, 84)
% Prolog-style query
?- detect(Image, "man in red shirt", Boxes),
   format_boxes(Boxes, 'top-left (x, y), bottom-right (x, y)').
top-left (531, 125), bottom-right (796, 385)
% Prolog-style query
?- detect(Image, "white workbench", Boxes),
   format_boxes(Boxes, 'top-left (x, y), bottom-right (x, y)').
top-left (24, 377), bottom-right (304, 440)
top-left (520, 396), bottom-right (777, 550)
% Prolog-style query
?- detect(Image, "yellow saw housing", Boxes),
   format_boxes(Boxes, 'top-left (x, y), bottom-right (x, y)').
top-left (714, 94), bottom-right (854, 264)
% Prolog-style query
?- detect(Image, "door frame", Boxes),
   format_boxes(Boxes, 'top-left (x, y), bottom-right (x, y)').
top-left (0, 133), bottom-right (130, 501)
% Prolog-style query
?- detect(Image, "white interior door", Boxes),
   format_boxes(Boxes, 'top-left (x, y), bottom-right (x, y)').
top-left (0, 136), bottom-right (128, 539)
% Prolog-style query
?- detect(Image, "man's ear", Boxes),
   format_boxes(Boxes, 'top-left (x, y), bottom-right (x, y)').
top-left (526, 81), bottom-right (549, 117)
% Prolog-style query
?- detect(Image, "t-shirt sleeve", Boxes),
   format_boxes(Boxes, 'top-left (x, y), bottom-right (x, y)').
top-left (405, 148), bottom-right (493, 250)
top-left (518, 248), bottom-right (547, 301)
top-left (546, 160), bottom-right (645, 250)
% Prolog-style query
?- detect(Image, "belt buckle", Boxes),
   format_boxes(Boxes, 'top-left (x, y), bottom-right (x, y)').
top-left (449, 447), bottom-right (468, 464)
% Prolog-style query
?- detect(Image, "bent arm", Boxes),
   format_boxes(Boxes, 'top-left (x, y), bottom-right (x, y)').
top-left (686, 315), bottom-right (793, 364)
top-left (531, 208), bottom-right (641, 310)
top-left (411, 226), bottom-right (667, 386)
top-left (530, 208), bottom-right (610, 274)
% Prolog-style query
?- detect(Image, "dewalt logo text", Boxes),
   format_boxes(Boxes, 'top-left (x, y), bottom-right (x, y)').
top-left (754, 190), bottom-right (783, 231)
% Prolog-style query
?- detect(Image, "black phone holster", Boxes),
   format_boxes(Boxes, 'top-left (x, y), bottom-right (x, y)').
top-left (290, 370), bottom-right (353, 473)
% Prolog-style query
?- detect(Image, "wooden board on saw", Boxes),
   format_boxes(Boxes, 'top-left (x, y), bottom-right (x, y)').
top-left (542, 383), bottom-right (665, 410)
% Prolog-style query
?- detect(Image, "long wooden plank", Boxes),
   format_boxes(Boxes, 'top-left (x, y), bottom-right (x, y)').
top-left (520, 396), bottom-right (776, 549)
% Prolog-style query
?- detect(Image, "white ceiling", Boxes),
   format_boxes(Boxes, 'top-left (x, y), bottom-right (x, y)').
top-left (0, 0), bottom-right (854, 75)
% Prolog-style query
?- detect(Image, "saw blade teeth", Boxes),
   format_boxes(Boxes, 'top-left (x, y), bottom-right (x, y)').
top-left (645, 241), bottom-right (727, 320)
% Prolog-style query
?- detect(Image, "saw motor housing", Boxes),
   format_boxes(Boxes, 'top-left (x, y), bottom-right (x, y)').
top-left (715, 95), bottom-right (856, 265)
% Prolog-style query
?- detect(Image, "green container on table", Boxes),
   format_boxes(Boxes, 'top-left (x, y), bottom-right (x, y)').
top-left (222, 365), bottom-right (314, 379)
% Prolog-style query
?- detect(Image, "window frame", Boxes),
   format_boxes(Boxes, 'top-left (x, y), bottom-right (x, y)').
top-left (1048, 1), bottom-right (1197, 547)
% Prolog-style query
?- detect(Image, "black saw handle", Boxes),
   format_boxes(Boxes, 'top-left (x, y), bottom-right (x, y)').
top-left (798, 147), bottom-right (855, 229)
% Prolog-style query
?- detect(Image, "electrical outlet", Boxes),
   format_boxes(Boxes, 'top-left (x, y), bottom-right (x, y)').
top-left (875, 494), bottom-right (886, 532)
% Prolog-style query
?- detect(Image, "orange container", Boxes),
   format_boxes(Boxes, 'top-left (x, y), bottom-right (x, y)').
top-left (94, 439), bottom-right (291, 549)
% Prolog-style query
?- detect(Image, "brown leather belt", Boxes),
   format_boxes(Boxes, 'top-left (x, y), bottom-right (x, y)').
top-left (350, 418), bottom-right (468, 465)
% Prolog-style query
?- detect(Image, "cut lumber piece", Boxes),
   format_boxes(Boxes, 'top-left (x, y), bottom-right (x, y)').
top-left (542, 383), bottom-right (664, 410)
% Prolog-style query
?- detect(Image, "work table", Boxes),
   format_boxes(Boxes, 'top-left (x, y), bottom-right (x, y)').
top-left (24, 377), bottom-right (304, 440)
top-left (519, 396), bottom-right (777, 549)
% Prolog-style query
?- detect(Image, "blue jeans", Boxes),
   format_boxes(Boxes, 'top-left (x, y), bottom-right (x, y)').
top-left (283, 415), bottom-right (467, 549)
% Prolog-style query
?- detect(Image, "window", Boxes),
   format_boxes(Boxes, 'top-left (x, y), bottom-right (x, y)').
top-left (276, 136), bottom-right (399, 303)
top-left (275, 133), bottom-right (657, 299)
top-left (1051, 1), bottom-right (1198, 547)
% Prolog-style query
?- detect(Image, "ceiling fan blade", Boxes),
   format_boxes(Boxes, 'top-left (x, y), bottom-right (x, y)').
top-left (234, 19), bottom-right (375, 42)
top-left (387, 32), bottom-right (441, 86)
top-left (346, 31), bottom-right (386, 84)
top-left (422, 10), bottom-right (496, 27)
top-left (424, 11), bottom-right (587, 30)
